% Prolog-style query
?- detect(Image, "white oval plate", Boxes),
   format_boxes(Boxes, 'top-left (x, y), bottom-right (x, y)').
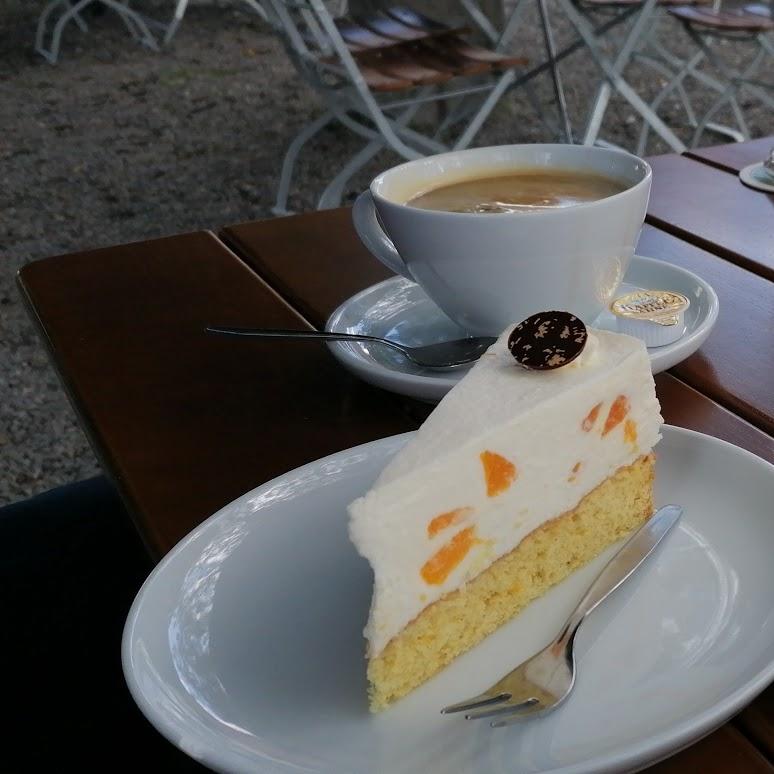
top-left (325, 255), bottom-right (719, 402)
top-left (123, 426), bottom-right (774, 774)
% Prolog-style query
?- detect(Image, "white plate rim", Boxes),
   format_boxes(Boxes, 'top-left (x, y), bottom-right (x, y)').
top-left (122, 425), bottom-right (773, 774)
top-left (325, 255), bottom-right (719, 400)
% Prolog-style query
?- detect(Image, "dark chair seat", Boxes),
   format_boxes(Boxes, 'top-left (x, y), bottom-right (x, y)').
top-left (331, 6), bottom-right (527, 92)
top-left (670, 4), bottom-right (774, 31)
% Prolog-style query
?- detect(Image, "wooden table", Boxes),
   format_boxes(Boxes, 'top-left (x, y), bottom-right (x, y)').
top-left (646, 149), bottom-right (774, 282)
top-left (18, 138), bottom-right (774, 772)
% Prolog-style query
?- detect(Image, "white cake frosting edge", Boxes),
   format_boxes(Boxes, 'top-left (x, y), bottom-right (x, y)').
top-left (349, 327), bottom-right (663, 657)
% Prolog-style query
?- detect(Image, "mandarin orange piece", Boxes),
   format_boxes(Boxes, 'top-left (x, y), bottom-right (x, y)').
top-left (602, 395), bottom-right (630, 436)
top-left (624, 418), bottom-right (638, 446)
top-left (420, 527), bottom-right (476, 585)
top-left (480, 450), bottom-right (517, 497)
top-left (427, 507), bottom-right (473, 538)
top-left (582, 402), bottom-right (602, 432)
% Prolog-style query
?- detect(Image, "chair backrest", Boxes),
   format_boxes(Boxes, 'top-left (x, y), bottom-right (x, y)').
top-left (258, 0), bottom-right (361, 89)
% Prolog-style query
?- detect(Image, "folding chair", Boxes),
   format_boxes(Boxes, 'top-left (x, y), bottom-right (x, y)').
top-left (161, 0), bottom-right (269, 45)
top-left (35, 0), bottom-right (270, 60)
top-left (260, 2), bottom-right (529, 213)
top-left (664, 2), bottom-right (774, 145)
top-left (553, 0), bottom-right (705, 151)
top-left (36, 0), bottom-right (160, 63)
top-left (473, 0), bottom-right (696, 151)
top-left (462, 0), bottom-right (575, 142)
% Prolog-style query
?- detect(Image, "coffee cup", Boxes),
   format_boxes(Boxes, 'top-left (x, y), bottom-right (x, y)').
top-left (352, 144), bottom-right (652, 336)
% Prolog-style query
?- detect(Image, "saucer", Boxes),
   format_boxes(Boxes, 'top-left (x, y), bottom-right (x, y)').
top-left (326, 255), bottom-right (719, 402)
top-left (739, 162), bottom-right (774, 194)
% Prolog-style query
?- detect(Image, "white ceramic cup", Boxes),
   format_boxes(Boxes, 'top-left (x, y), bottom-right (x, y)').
top-left (352, 144), bottom-right (652, 336)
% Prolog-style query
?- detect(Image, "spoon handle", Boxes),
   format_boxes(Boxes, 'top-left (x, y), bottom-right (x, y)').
top-left (205, 326), bottom-right (401, 349)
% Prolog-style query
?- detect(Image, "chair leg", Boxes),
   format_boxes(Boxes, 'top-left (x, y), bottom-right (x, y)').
top-left (645, 35), bottom-right (750, 141)
top-left (40, 0), bottom-right (96, 63)
top-left (71, 0), bottom-right (89, 31)
top-left (685, 29), bottom-right (751, 147)
top-left (453, 69), bottom-right (516, 150)
top-left (740, 39), bottom-right (774, 109)
top-left (433, 94), bottom-right (471, 139)
top-left (317, 138), bottom-right (385, 210)
top-left (318, 93), bottom-right (442, 209)
top-left (640, 52), bottom-right (700, 125)
top-left (162, 0), bottom-right (189, 45)
top-left (635, 48), bottom-right (704, 155)
top-left (634, 13), bottom-right (700, 128)
top-left (536, 0), bottom-right (573, 142)
top-left (36, 0), bottom-right (65, 63)
top-left (114, 0), bottom-right (146, 42)
top-left (273, 111), bottom-right (335, 216)
top-left (578, 0), bottom-right (660, 146)
top-left (496, 0), bottom-right (531, 51)
top-left (241, 0), bottom-right (270, 23)
top-left (101, 0), bottom-right (160, 50)
top-left (459, 0), bottom-right (499, 43)
top-left (558, 0), bottom-right (685, 151)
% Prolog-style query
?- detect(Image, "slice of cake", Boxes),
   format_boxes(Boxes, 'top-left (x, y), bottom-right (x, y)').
top-left (348, 313), bottom-right (663, 711)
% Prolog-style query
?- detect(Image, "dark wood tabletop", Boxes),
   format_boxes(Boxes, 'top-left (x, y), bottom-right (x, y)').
top-left (17, 138), bottom-right (774, 772)
top-left (685, 136), bottom-right (774, 174)
top-left (223, 210), bottom-right (774, 436)
top-left (646, 149), bottom-right (774, 282)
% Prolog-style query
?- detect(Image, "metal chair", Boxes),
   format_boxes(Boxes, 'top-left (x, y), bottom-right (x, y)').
top-left (554, 0), bottom-right (714, 151)
top-left (35, 0), bottom-right (270, 61)
top-left (473, 0), bottom-right (700, 152)
top-left (631, 0), bottom-right (773, 150)
top-left (36, 0), bottom-right (160, 62)
top-left (260, 2), bottom-right (530, 213)
top-left (161, 0), bottom-right (269, 44)
top-left (663, 1), bottom-right (773, 145)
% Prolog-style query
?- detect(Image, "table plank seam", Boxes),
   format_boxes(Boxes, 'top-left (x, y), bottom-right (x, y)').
top-left (667, 372), bottom-right (774, 443)
top-left (210, 230), bottom-right (320, 332)
top-left (670, 366), bottom-right (774, 438)
top-left (645, 215), bottom-right (774, 283)
top-left (218, 229), bottom-right (323, 330)
top-left (683, 150), bottom-right (739, 176)
top-left (724, 722), bottom-right (774, 770)
top-left (735, 690), bottom-right (774, 765)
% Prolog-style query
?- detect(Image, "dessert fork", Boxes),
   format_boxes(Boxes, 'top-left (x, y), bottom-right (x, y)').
top-left (441, 504), bottom-right (682, 727)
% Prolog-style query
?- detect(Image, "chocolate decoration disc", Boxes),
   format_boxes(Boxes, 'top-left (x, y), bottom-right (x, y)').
top-left (507, 312), bottom-right (587, 370)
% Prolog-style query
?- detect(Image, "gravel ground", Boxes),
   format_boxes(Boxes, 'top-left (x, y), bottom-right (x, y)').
top-left (1, 0), bottom-right (770, 504)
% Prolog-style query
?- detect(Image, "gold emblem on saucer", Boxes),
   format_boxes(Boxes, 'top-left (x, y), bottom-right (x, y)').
top-left (611, 290), bottom-right (690, 327)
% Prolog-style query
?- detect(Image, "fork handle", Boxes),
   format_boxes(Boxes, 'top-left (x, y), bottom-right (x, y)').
top-left (558, 504), bottom-right (682, 644)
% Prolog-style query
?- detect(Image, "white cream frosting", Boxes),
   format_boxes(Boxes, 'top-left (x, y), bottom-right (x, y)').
top-left (348, 328), bottom-right (663, 657)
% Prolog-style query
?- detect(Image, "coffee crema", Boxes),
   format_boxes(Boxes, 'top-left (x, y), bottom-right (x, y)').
top-left (406, 169), bottom-right (627, 214)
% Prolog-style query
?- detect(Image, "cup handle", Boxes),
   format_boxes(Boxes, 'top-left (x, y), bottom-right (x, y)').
top-left (352, 191), bottom-right (414, 281)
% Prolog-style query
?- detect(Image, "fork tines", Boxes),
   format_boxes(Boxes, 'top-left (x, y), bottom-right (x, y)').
top-left (442, 693), bottom-right (540, 724)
